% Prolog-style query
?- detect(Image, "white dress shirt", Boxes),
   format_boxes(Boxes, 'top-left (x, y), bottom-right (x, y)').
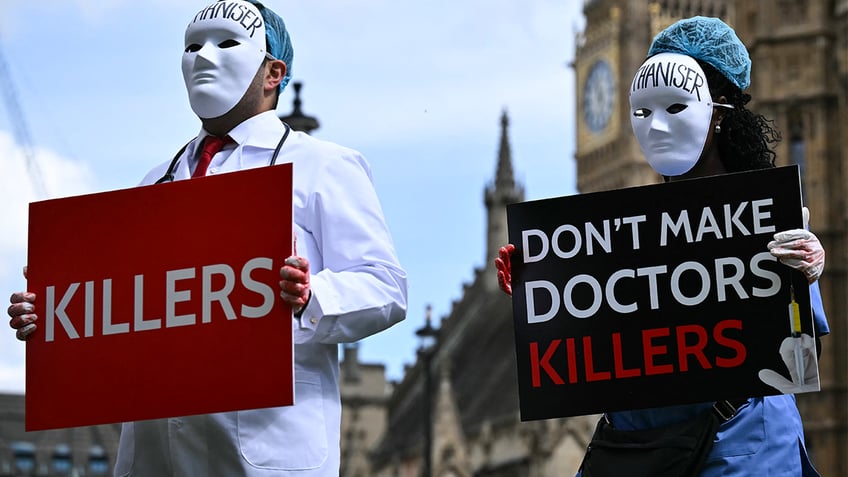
top-left (115, 111), bottom-right (408, 476)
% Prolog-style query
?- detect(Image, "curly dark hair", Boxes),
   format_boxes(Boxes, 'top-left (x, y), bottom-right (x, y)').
top-left (697, 60), bottom-right (781, 172)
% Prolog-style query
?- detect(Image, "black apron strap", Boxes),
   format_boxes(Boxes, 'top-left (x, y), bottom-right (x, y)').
top-left (712, 398), bottom-right (750, 422)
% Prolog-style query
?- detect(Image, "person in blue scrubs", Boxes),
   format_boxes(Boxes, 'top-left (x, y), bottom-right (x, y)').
top-left (496, 16), bottom-right (828, 477)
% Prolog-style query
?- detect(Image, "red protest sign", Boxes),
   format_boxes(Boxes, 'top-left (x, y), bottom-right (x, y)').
top-left (25, 164), bottom-right (294, 431)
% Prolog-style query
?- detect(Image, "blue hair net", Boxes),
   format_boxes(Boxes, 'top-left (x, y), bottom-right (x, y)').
top-left (647, 16), bottom-right (750, 91)
top-left (247, 0), bottom-right (294, 93)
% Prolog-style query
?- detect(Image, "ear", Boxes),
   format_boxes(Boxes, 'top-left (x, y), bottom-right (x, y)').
top-left (264, 60), bottom-right (287, 93)
top-left (714, 94), bottom-right (729, 126)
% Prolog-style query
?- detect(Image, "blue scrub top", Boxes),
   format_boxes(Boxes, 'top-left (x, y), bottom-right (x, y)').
top-left (810, 280), bottom-right (828, 335)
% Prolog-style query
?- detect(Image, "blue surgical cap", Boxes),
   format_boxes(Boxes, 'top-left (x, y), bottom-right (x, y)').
top-left (647, 16), bottom-right (750, 91)
top-left (247, 0), bottom-right (294, 93)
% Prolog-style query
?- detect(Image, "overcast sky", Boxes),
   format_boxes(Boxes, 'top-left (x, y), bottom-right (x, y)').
top-left (0, 0), bottom-right (584, 392)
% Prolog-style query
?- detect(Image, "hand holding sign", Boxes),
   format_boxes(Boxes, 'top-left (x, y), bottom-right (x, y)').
top-left (494, 244), bottom-right (516, 297)
top-left (279, 233), bottom-right (311, 315)
top-left (768, 228), bottom-right (824, 284)
top-left (7, 266), bottom-right (37, 341)
top-left (758, 334), bottom-right (819, 393)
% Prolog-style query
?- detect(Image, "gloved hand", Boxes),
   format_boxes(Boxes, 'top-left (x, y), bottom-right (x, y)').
top-left (758, 334), bottom-right (819, 394)
top-left (279, 236), bottom-right (311, 316)
top-left (494, 244), bottom-right (515, 296)
top-left (7, 266), bottom-right (37, 341)
top-left (767, 228), bottom-right (824, 284)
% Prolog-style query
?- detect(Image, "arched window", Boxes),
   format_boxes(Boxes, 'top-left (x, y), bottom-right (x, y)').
top-left (88, 445), bottom-right (110, 476)
top-left (10, 441), bottom-right (35, 474)
top-left (52, 443), bottom-right (72, 475)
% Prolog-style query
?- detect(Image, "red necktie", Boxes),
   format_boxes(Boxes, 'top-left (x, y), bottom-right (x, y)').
top-left (192, 135), bottom-right (233, 178)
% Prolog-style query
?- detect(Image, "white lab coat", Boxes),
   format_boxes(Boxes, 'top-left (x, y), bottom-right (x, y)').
top-left (114, 111), bottom-right (408, 476)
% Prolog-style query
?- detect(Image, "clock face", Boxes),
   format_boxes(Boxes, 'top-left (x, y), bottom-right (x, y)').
top-left (583, 59), bottom-right (615, 133)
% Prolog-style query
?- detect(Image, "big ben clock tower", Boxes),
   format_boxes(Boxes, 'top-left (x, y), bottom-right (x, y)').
top-left (574, 1), bottom-right (658, 193)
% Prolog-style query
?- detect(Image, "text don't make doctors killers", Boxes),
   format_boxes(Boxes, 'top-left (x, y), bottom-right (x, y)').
top-left (516, 199), bottom-right (786, 388)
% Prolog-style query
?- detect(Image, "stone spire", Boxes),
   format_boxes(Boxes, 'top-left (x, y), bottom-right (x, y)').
top-left (483, 109), bottom-right (524, 285)
top-left (493, 110), bottom-right (517, 192)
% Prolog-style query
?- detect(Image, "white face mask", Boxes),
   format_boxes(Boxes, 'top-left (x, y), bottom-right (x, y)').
top-left (629, 53), bottom-right (714, 176)
top-left (182, 1), bottom-right (268, 119)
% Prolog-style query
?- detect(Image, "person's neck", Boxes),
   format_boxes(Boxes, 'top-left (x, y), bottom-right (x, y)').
top-left (202, 115), bottom-right (246, 138)
top-left (200, 106), bottom-right (273, 138)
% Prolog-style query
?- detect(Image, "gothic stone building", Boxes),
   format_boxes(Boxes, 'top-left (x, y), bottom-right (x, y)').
top-left (351, 1), bottom-right (848, 476)
top-left (359, 112), bottom-right (599, 477)
top-left (0, 394), bottom-right (119, 476)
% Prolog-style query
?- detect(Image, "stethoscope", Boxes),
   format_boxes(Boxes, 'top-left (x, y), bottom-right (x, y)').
top-left (155, 123), bottom-right (291, 184)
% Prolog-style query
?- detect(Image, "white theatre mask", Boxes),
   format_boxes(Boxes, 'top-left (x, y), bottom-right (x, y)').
top-left (629, 52), bottom-right (716, 176)
top-left (182, 0), bottom-right (268, 119)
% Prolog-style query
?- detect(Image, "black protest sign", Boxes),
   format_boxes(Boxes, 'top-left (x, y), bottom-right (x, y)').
top-left (507, 166), bottom-right (818, 421)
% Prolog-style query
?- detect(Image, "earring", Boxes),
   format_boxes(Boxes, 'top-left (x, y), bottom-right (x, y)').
top-left (714, 124), bottom-right (721, 134)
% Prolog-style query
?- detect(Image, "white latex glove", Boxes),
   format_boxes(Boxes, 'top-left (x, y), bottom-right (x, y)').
top-left (768, 209), bottom-right (824, 284)
top-left (758, 334), bottom-right (819, 393)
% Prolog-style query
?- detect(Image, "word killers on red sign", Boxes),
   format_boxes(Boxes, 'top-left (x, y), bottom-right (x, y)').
top-left (529, 319), bottom-right (746, 387)
top-left (44, 257), bottom-right (275, 342)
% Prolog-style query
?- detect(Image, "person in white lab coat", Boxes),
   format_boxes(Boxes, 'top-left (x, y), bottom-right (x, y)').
top-left (7, 1), bottom-right (408, 476)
